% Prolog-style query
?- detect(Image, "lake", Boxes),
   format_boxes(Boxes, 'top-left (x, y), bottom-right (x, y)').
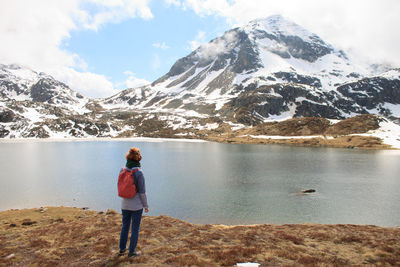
top-left (1, 139), bottom-right (400, 227)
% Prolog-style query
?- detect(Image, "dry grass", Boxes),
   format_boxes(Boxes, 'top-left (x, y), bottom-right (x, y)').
top-left (205, 115), bottom-right (395, 150)
top-left (207, 134), bottom-right (392, 150)
top-left (1, 207), bottom-right (400, 266)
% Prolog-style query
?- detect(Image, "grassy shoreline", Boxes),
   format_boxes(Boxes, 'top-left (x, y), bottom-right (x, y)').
top-left (1, 207), bottom-right (400, 266)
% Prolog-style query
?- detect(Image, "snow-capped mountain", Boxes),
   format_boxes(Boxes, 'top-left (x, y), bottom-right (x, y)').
top-left (0, 64), bottom-right (92, 138)
top-left (0, 64), bottom-right (87, 108)
top-left (103, 15), bottom-right (400, 125)
top-left (1, 15), bottom-right (400, 144)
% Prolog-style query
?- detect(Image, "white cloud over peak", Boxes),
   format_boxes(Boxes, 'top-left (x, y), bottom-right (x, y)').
top-left (0, 0), bottom-right (153, 98)
top-left (123, 71), bottom-right (150, 88)
top-left (188, 31), bottom-right (207, 51)
top-left (182, 0), bottom-right (230, 17)
top-left (179, 0), bottom-right (400, 67)
top-left (197, 31), bottom-right (237, 60)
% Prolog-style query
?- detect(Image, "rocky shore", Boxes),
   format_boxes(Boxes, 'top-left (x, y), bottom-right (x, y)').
top-left (204, 115), bottom-right (399, 150)
top-left (1, 207), bottom-right (399, 266)
top-left (206, 134), bottom-right (391, 150)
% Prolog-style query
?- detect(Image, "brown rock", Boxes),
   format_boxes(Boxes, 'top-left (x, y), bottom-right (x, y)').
top-left (21, 219), bottom-right (37, 226)
top-left (325, 114), bottom-right (381, 135)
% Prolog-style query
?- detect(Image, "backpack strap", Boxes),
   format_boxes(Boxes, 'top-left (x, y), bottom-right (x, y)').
top-left (123, 167), bottom-right (139, 173)
top-left (123, 167), bottom-right (139, 179)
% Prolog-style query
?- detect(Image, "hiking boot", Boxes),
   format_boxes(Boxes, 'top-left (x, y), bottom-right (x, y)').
top-left (128, 251), bottom-right (142, 258)
top-left (118, 249), bottom-right (126, 256)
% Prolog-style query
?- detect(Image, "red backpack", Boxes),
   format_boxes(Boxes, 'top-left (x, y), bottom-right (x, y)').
top-left (118, 167), bottom-right (138, 198)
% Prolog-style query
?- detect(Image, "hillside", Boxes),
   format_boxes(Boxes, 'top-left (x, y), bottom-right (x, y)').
top-left (207, 114), bottom-right (400, 149)
top-left (1, 207), bottom-right (399, 266)
top-left (1, 15), bottom-right (400, 149)
top-left (102, 15), bottom-right (400, 126)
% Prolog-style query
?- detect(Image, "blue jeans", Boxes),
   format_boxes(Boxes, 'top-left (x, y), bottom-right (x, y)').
top-left (119, 209), bottom-right (143, 254)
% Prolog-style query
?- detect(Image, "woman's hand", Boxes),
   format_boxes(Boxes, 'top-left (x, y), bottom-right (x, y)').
top-left (145, 208), bottom-right (149, 213)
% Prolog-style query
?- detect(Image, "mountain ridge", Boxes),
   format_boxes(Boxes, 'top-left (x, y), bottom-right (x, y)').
top-left (100, 15), bottom-right (399, 127)
top-left (1, 15), bottom-right (400, 148)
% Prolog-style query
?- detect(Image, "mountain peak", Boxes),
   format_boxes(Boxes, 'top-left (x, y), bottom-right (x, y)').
top-left (1, 14), bottom-right (400, 140)
top-left (249, 14), bottom-right (295, 28)
top-left (246, 15), bottom-right (331, 46)
top-left (243, 15), bottom-right (335, 63)
top-left (0, 63), bottom-right (87, 105)
top-left (247, 15), bottom-right (309, 37)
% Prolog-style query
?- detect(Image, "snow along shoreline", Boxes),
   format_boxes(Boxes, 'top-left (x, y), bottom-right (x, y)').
top-left (1, 118), bottom-right (399, 149)
top-left (247, 119), bottom-right (400, 149)
top-left (0, 136), bottom-right (208, 144)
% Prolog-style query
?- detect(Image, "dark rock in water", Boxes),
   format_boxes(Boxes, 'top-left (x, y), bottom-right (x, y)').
top-left (301, 189), bottom-right (316, 193)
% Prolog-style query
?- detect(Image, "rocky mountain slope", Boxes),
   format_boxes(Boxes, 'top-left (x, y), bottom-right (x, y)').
top-left (0, 64), bottom-right (87, 108)
top-left (102, 15), bottom-right (400, 126)
top-left (0, 64), bottom-right (93, 138)
top-left (1, 15), bottom-right (400, 148)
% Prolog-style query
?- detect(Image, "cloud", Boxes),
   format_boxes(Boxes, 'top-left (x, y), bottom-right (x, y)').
top-left (79, 0), bottom-right (153, 31)
top-left (179, 0), bottom-right (400, 67)
top-left (123, 71), bottom-right (150, 88)
top-left (188, 31), bottom-right (207, 51)
top-left (197, 31), bottom-right (237, 60)
top-left (52, 67), bottom-right (118, 98)
top-left (0, 0), bottom-right (153, 98)
top-left (182, 0), bottom-right (230, 17)
top-left (152, 42), bottom-right (170, 50)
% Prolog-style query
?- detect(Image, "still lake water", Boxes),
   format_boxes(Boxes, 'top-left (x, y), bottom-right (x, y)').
top-left (1, 139), bottom-right (400, 226)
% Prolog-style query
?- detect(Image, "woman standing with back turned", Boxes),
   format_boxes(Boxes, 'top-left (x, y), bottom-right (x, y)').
top-left (119, 147), bottom-right (149, 258)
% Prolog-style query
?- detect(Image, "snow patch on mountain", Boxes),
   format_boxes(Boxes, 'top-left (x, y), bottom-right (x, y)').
top-left (0, 64), bottom-right (89, 114)
top-left (247, 15), bottom-right (323, 44)
top-left (1, 15), bottom-right (399, 143)
top-left (354, 119), bottom-right (400, 149)
top-left (379, 69), bottom-right (400, 80)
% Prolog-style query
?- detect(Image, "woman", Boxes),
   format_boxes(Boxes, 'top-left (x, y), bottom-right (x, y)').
top-left (119, 147), bottom-right (149, 258)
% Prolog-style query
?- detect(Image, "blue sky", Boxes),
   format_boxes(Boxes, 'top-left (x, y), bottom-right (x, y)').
top-left (1, 0), bottom-right (399, 98)
top-left (63, 2), bottom-right (230, 89)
